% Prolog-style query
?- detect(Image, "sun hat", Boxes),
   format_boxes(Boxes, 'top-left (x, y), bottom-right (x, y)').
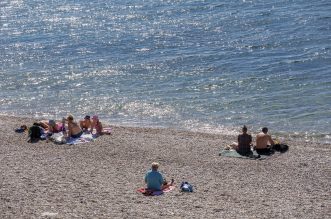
top-left (84, 115), bottom-right (91, 120)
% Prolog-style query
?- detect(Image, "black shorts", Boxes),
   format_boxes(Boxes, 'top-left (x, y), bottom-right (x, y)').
top-left (255, 147), bottom-right (274, 155)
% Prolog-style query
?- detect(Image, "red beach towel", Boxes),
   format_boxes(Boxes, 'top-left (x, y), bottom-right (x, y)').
top-left (137, 185), bottom-right (175, 196)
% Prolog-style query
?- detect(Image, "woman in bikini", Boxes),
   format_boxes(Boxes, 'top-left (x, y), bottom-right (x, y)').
top-left (90, 115), bottom-right (103, 136)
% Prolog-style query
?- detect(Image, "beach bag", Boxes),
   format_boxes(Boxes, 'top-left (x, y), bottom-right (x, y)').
top-left (50, 133), bottom-right (67, 144)
top-left (28, 125), bottom-right (42, 140)
top-left (180, 182), bottom-right (193, 192)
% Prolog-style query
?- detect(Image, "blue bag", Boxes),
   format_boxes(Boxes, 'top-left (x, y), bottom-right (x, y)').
top-left (180, 182), bottom-right (193, 192)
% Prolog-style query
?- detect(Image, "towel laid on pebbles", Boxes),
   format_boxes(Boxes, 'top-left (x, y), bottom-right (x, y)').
top-left (137, 185), bottom-right (176, 196)
top-left (50, 133), bottom-right (95, 145)
top-left (219, 149), bottom-right (268, 160)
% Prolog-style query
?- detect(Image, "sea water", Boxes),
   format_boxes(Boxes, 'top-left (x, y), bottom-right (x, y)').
top-left (1, 0), bottom-right (330, 143)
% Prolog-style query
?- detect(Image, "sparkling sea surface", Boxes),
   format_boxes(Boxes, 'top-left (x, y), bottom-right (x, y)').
top-left (1, 0), bottom-right (330, 143)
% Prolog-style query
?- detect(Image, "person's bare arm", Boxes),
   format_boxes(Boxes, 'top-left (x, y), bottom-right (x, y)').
top-left (268, 135), bottom-right (275, 145)
top-left (68, 123), bottom-right (72, 136)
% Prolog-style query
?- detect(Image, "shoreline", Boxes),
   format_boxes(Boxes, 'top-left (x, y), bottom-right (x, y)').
top-left (0, 115), bottom-right (330, 218)
top-left (1, 114), bottom-right (330, 145)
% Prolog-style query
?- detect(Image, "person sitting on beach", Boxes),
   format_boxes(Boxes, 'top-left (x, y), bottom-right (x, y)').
top-left (255, 127), bottom-right (275, 154)
top-left (90, 115), bottom-right (111, 136)
top-left (67, 115), bottom-right (83, 139)
top-left (144, 162), bottom-right (166, 191)
top-left (79, 115), bottom-right (92, 132)
top-left (90, 115), bottom-right (102, 135)
top-left (232, 125), bottom-right (253, 155)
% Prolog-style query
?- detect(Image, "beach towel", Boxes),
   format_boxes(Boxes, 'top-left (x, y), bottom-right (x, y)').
top-left (66, 133), bottom-right (95, 145)
top-left (137, 185), bottom-right (176, 196)
top-left (219, 149), bottom-right (267, 160)
top-left (50, 132), bottom-right (95, 145)
top-left (83, 127), bottom-right (112, 135)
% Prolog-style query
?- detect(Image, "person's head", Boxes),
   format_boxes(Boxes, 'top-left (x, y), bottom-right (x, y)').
top-left (92, 115), bottom-right (99, 122)
top-left (48, 120), bottom-right (56, 127)
top-left (84, 115), bottom-right (91, 121)
top-left (262, 127), bottom-right (268, 134)
top-left (67, 115), bottom-right (74, 123)
top-left (151, 162), bottom-right (159, 171)
top-left (242, 125), bottom-right (248, 133)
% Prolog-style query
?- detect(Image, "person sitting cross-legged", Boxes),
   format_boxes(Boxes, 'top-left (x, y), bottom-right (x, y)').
top-left (67, 115), bottom-right (83, 139)
top-left (255, 127), bottom-right (275, 155)
top-left (231, 125), bottom-right (253, 156)
top-left (79, 115), bottom-right (92, 132)
top-left (144, 162), bottom-right (167, 191)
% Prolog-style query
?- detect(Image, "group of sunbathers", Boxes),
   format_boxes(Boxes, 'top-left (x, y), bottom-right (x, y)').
top-left (23, 114), bottom-right (110, 142)
top-left (230, 126), bottom-right (276, 155)
top-left (20, 118), bottom-right (283, 191)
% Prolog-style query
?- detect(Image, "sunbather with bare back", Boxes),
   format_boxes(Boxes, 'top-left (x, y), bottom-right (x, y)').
top-left (67, 115), bottom-right (83, 138)
top-left (255, 127), bottom-right (275, 154)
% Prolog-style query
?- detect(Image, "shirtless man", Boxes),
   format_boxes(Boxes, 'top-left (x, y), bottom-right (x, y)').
top-left (67, 115), bottom-right (83, 138)
top-left (255, 127), bottom-right (275, 154)
top-left (79, 115), bottom-right (92, 132)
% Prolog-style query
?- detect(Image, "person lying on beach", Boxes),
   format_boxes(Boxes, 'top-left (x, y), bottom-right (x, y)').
top-left (255, 127), bottom-right (275, 154)
top-left (47, 120), bottom-right (63, 133)
top-left (90, 115), bottom-right (111, 136)
top-left (144, 162), bottom-right (172, 191)
top-left (67, 115), bottom-right (83, 139)
top-left (230, 125), bottom-right (253, 155)
top-left (37, 120), bottom-right (62, 134)
top-left (79, 115), bottom-right (92, 132)
top-left (35, 121), bottom-right (49, 130)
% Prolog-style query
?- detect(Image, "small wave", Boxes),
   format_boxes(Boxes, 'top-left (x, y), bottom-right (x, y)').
top-left (136, 48), bottom-right (150, 52)
top-left (183, 121), bottom-right (238, 136)
top-left (122, 101), bottom-right (176, 118)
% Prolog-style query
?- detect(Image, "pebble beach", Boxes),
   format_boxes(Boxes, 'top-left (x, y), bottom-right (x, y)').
top-left (0, 115), bottom-right (330, 218)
